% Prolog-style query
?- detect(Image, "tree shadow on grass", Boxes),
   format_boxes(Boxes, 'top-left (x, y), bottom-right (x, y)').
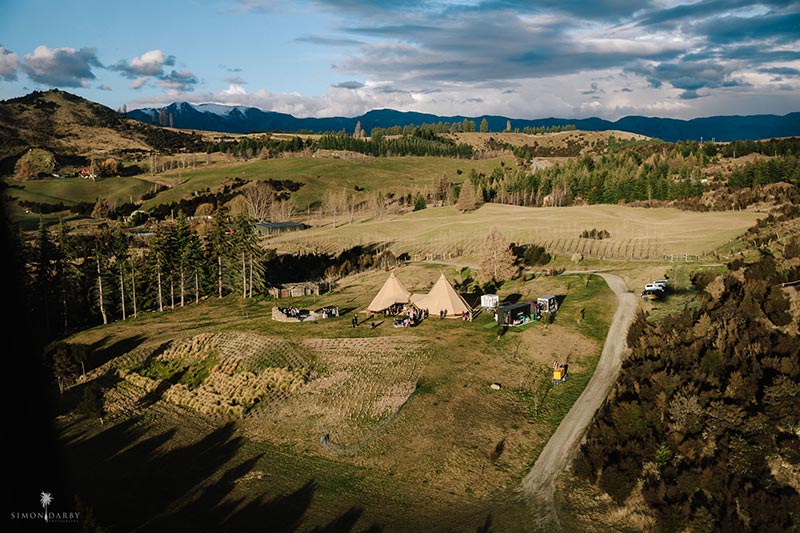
top-left (64, 417), bottom-right (381, 532)
top-left (89, 334), bottom-right (147, 369)
top-left (503, 293), bottom-right (522, 305)
top-left (59, 368), bottom-right (122, 416)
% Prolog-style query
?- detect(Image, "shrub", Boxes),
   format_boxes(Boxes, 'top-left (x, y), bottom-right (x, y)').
top-left (579, 228), bottom-right (611, 239)
top-left (690, 270), bottom-right (717, 291)
top-left (523, 244), bottom-right (551, 266)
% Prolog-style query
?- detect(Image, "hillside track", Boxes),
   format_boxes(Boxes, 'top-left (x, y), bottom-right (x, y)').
top-left (520, 273), bottom-right (638, 530)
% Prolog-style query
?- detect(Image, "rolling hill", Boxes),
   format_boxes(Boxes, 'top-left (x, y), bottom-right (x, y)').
top-left (0, 90), bottom-right (207, 173)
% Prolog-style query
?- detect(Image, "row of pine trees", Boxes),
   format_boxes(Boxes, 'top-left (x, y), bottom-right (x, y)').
top-left (25, 213), bottom-right (263, 342)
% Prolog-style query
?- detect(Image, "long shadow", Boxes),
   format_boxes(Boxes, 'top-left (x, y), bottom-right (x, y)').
top-left (89, 334), bottom-right (147, 370)
top-left (555, 294), bottom-right (567, 308)
top-left (310, 506), bottom-right (364, 533)
top-left (59, 368), bottom-right (122, 415)
top-left (476, 513), bottom-right (494, 533)
top-left (137, 368), bottom-right (186, 408)
top-left (63, 417), bottom-right (334, 532)
top-left (503, 293), bottom-right (522, 305)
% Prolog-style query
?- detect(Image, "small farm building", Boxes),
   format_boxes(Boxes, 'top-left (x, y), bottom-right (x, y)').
top-left (269, 281), bottom-right (328, 298)
top-left (255, 221), bottom-right (308, 236)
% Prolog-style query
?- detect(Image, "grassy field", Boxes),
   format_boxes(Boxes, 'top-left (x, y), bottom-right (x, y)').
top-left (268, 202), bottom-right (763, 261)
top-left (3, 175), bottom-right (160, 229)
top-left (58, 264), bottom-right (614, 531)
top-left (142, 155), bottom-right (516, 211)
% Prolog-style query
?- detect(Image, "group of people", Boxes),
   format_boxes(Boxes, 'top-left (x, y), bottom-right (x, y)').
top-left (320, 306), bottom-right (339, 319)
top-left (460, 310), bottom-right (474, 322)
top-left (279, 306), bottom-right (304, 318)
top-left (383, 304), bottom-right (408, 317)
top-left (393, 316), bottom-right (414, 327)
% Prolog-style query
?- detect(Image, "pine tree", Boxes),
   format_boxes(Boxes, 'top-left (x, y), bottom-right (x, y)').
top-left (208, 214), bottom-right (230, 298)
top-left (112, 227), bottom-right (130, 320)
top-left (31, 218), bottom-right (59, 338)
top-left (480, 118), bottom-right (489, 133)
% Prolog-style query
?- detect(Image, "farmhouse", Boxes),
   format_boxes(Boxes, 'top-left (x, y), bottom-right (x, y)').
top-left (255, 221), bottom-right (308, 236)
top-left (269, 281), bottom-right (327, 298)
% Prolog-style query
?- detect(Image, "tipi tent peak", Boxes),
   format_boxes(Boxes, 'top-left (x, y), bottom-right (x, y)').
top-left (367, 271), bottom-right (411, 313)
top-left (411, 272), bottom-right (471, 318)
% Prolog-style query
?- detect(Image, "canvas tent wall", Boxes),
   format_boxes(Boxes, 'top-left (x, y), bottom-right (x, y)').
top-left (411, 273), bottom-right (471, 317)
top-left (367, 271), bottom-right (411, 312)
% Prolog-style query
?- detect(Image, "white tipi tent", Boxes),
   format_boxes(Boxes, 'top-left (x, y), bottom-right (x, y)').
top-left (367, 271), bottom-right (411, 312)
top-left (411, 273), bottom-right (471, 317)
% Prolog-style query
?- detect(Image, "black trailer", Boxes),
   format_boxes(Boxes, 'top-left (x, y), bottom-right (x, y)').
top-left (496, 301), bottom-right (538, 325)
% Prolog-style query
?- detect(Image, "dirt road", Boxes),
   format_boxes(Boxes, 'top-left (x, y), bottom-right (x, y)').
top-left (520, 273), bottom-right (638, 529)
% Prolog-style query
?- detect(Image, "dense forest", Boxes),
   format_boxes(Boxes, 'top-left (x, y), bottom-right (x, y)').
top-left (466, 139), bottom-right (800, 208)
top-left (574, 224), bottom-right (800, 531)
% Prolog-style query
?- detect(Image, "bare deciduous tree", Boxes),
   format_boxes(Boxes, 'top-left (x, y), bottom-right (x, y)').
top-left (269, 198), bottom-right (295, 222)
top-left (242, 181), bottom-right (275, 221)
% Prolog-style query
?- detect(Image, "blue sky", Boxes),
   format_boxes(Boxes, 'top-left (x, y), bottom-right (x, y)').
top-left (1, 0), bottom-right (798, 119)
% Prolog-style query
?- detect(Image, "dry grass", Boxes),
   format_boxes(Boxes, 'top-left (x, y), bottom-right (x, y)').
top-left (447, 130), bottom-right (650, 152)
top-left (268, 202), bottom-right (762, 261)
top-left (61, 263), bottom-right (616, 529)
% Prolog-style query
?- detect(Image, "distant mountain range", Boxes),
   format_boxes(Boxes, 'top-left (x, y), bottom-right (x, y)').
top-left (127, 102), bottom-right (800, 142)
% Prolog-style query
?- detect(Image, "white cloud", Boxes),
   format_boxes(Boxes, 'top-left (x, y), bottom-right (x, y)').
top-left (0, 45), bottom-right (19, 81)
top-left (130, 76), bottom-right (149, 89)
top-left (111, 49), bottom-right (175, 78)
top-left (221, 84), bottom-right (247, 95)
top-left (129, 50), bottom-right (171, 75)
top-left (21, 45), bottom-right (100, 87)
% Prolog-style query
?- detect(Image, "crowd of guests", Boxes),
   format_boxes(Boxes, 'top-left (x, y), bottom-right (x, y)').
top-left (391, 305), bottom-right (427, 327)
top-left (279, 306), bottom-right (304, 318)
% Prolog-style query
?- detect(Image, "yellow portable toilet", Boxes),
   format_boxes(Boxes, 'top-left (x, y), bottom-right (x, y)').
top-left (552, 361), bottom-right (564, 383)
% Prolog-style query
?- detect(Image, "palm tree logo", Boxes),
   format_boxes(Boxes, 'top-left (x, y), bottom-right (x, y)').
top-left (40, 492), bottom-right (53, 522)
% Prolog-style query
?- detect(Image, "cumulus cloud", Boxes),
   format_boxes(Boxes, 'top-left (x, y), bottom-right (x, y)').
top-left (290, 0), bottom-right (799, 117)
top-left (119, 0), bottom-right (799, 119)
top-left (222, 84), bottom-right (247, 95)
top-left (110, 49), bottom-right (175, 78)
top-left (0, 45), bottom-right (20, 81)
top-left (97, 83), bottom-right (112, 91)
top-left (20, 45), bottom-right (101, 87)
